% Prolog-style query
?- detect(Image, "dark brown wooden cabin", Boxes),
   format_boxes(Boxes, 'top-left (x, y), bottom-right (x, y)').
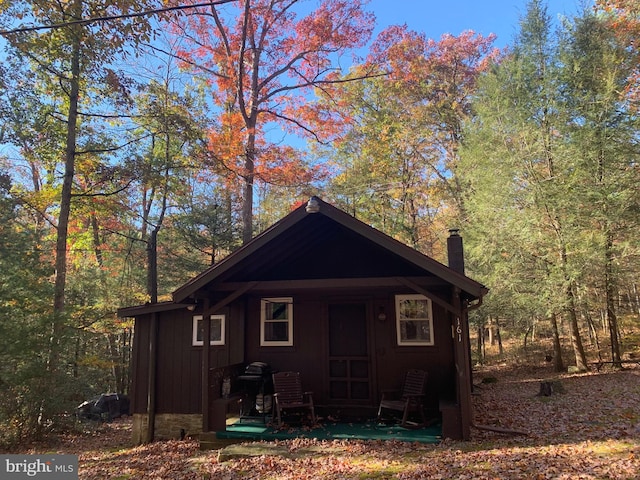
top-left (118, 197), bottom-right (487, 443)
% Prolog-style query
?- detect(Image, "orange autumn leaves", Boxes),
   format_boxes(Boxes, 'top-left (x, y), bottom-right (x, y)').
top-left (597, 0), bottom-right (640, 106)
top-left (206, 110), bottom-right (320, 188)
top-left (170, 0), bottom-right (375, 198)
top-left (168, 0), bottom-right (500, 241)
top-left (366, 26), bottom-right (499, 109)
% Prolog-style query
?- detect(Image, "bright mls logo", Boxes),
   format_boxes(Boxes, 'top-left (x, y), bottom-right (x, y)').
top-left (1, 455), bottom-right (78, 479)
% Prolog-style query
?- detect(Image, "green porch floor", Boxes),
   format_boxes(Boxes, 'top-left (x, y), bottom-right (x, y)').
top-left (216, 418), bottom-right (442, 443)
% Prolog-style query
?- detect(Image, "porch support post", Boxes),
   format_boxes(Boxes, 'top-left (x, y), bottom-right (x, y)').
top-left (201, 299), bottom-right (211, 432)
top-left (145, 312), bottom-right (158, 443)
top-left (452, 287), bottom-right (472, 440)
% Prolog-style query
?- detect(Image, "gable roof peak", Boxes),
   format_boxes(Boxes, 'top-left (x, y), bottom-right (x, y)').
top-left (170, 196), bottom-right (487, 303)
top-left (305, 196), bottom-right (321, 214)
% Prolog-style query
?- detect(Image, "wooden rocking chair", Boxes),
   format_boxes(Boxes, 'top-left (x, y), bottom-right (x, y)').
top-left (272, 371), bottom-right (316, 427)
top-left (377, 369), bottom-right (428, 427)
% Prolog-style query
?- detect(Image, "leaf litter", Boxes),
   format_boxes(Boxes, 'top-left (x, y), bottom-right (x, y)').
top-left (19, 365), bottom-right (640, 479)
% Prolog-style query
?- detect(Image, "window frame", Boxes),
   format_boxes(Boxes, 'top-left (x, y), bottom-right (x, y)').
top-left (395, 294), bottom-right (434, 346)
top-left (192, 314), bottom-right (226, 346)
top-left (260, 297), bottom-right (294, 347)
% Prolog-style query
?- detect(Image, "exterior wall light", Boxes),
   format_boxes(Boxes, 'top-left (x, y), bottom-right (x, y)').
top-left (306, 197), bottom-right (320, 213)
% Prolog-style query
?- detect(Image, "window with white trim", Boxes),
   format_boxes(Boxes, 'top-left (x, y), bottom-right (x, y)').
top-left (260, 297), bottom-right (293, 346)
top-left (192, 315), bottom-right (225, 346)
top-left (395, 294), bottom-right (434, 346)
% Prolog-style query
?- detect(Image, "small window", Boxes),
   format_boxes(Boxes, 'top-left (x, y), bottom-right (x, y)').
top-left (395, 294), bottom-right (434, 346)
top-left (192, 315), bottom-right (225, 346)
top-left (261, 297), bottom-right (293, 346)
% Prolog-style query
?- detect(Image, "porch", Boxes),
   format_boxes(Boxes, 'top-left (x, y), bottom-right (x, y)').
top-left (205, 367), bottom-right (452, 448)
top-left (202, 417), bottom-right (441, 449)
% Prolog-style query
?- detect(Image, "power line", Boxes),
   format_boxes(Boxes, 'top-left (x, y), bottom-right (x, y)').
top-left (0, 0), bottom-right (234, 36)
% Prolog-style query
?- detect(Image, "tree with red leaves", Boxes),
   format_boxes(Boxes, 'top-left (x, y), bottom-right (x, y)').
top-left (168, 0), bottom-right (375, 242)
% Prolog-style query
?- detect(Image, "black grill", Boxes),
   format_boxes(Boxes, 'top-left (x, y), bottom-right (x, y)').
top-left (238, 362), bottom-right (273, 417)
top-left (242, 361), bottom-right (272, 377)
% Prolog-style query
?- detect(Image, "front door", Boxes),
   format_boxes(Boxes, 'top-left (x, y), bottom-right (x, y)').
top-left (327, 303), bottom-right (371, 403)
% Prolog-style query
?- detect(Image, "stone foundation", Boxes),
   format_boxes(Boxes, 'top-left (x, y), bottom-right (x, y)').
top-left (132, 413), bottom-right (203, 444)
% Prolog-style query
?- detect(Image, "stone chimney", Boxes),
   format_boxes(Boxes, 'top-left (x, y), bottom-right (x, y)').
top-left (447, 229), bottom-right (465, 274)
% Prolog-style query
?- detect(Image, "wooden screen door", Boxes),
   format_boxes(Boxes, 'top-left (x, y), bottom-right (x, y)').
top-left (328, 303), bottom-right (371, 402)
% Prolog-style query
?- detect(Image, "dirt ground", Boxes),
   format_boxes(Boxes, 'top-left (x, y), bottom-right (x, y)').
top-left (18, 364), bottom-right (640, 479)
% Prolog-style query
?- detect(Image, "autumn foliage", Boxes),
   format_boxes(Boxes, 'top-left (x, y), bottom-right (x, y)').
top-left (597, 0), bottom-right (640, 105)
top-left (23, 366), bottom-right (640, 479)
top-left (168, 0), bottom-right (375, 240)
top-left (319, 27), bottom-right (499, 253)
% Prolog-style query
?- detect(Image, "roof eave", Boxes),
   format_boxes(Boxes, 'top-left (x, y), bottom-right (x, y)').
top-left (172, 203), bottom-right (309, 302)
top-left (317, 200), bottom-right (488, 298)
top-left (117, 301), bottom-right (193, 318)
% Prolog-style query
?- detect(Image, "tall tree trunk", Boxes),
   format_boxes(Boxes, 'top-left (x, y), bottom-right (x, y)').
top-left (550, 313), bottom-right (564, 372)
top-left (476, 324), bottom-right (484, 365)
top-left (121, 329), bottom-right (131, 395)
top-left (587, 314), bottom-right (602, 362)
top-left (241, 117), bottom-right (257, 244)
top-left (107, 333), bottom-right (124, 393)
top-left (145, 147), bottom-right (170, 302)
top-left (239, 6), bottom-right (259, 245)
top-left (242, 148), bottom-right (254, 244)
top-left (147, 228), bottom-right (159, 303)
top-left (91, 214), bottom-right (103, 266)
top-left (44, 5), bottom-right (81, 426)
top-left (524, 324), bottom-right (532, 351)
top-left (531, 316), bottom-right (536, 343)
top-left (604, 231), bottom-right (622, 365)
top-left (566, 282), bottom-right (588, 371)
top-left (487, 316), bottom-right (494, 346)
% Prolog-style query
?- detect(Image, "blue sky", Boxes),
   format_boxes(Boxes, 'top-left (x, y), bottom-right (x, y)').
top-left (368, 0), bottom-right (593, 48)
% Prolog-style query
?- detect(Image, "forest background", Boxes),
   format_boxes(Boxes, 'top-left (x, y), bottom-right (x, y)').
top-left (0, 0), bottom-right (638, 448)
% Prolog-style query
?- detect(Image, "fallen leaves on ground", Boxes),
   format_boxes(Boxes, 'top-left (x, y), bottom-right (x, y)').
top-left (20, 366), bottom-right (640, 479)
